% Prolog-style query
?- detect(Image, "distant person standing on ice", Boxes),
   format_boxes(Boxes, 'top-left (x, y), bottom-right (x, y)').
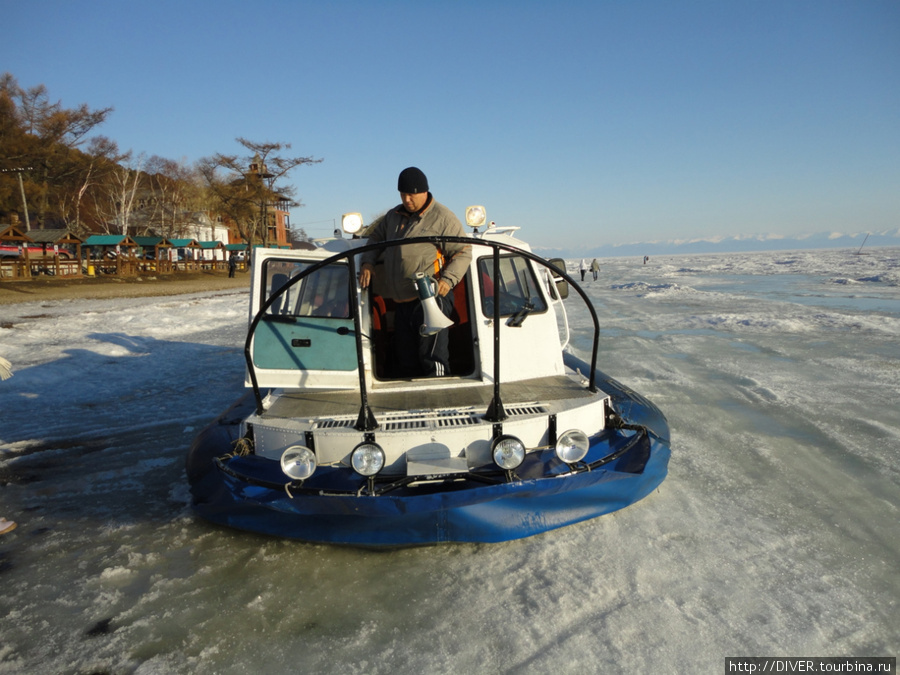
top-left (579, 259), bottom-right (587, 281)
top-left (590, 258), bottom-right (600, 281)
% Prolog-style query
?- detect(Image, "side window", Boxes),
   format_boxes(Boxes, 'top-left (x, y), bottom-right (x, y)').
top-left (478, 255), bottom-right (548, 317)
top-left (263, 260), bottom-right (351, 318)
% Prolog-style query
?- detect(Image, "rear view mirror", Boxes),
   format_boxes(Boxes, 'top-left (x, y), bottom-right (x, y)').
top-left (548, 258), bottom-right (569, 300)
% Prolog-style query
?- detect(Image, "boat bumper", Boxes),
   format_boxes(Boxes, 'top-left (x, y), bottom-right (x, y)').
top-left (189, 433), bottom-right (670, 547)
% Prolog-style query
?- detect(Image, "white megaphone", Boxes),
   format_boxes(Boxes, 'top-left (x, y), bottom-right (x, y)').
top-left (415, 273), bottom-right (454, 336)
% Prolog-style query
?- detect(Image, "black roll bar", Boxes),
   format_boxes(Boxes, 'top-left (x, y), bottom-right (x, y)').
top-left (484, 246), bottom-right (506, 422)
top-left (243, 236), bottom-right (602, 427)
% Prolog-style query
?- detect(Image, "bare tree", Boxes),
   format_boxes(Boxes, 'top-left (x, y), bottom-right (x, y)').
top-left (141, 156), bottom-right (204, 238)
top-left (53, 136), bottom-right (124, 234)
top-left (198, 138), bottom-right (321, 246)
top-left (91, 152), bottom-right (144, 235)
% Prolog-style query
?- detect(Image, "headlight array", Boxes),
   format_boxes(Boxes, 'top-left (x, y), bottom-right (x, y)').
top-left (280, 429), bottom-right (592, 485)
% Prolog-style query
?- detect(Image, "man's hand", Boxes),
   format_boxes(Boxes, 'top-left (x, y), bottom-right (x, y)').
top-left (359, 263), bottom-right (374, 289)
top-left (437, 279), bottom-right (452, 296)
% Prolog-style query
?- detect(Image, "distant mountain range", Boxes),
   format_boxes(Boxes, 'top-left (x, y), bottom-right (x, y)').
top-left (534, 228), bottom-right (900, 260)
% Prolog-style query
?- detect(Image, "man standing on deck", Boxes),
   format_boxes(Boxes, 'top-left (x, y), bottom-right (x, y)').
top-left (359, 167), bottom-right (472, 377)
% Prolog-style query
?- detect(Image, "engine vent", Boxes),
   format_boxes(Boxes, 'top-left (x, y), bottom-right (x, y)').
top-left (506, 404), bottom-right (549, 416)
top-left (312, 404), bottom-right (549, 431)
top-left (382, 419), bottom-right (429, 431)
top-left (315, 419), bottom-right (356, 429)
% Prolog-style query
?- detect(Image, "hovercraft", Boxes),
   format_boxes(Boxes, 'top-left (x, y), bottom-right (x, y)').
top-left (186, 208), bottom-right (670, 546)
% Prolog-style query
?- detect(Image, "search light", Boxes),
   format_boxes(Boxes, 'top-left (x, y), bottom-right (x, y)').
top-left (555, 429), bottom-right (590, 464)
top-left (351, 441), bottom-right (386, 477)
top-left (491, 435), bottom-right (526, 470)
top-left (342, 212), bottom-right (364, 235)
top-left (465, 205), bottom-right (486, 230)
top-left (281, 445), bottom-right (317, 481)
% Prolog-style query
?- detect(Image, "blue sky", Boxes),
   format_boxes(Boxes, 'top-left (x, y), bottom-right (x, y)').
top-left (4, 0), bottom-right (898, 250)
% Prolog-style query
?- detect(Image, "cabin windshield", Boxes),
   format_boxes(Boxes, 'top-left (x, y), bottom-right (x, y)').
top-left (262, 259), bottom-right (351, 318)
top-left (478, 254), bottom-right (548, 317)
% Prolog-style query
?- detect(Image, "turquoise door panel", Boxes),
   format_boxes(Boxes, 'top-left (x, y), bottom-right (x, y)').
top-left (253, 317), bottom-right (357, 371)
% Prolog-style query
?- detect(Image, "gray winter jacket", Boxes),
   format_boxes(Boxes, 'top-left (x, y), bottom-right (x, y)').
top-left (361, 195), bottom-right (472, 301)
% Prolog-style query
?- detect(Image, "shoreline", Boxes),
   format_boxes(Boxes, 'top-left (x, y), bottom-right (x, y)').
top-left (0, 271), bottom-right (251, 305)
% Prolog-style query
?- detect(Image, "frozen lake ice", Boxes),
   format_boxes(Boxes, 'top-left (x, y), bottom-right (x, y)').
top-left (1, 248), bottom-right (898, 673)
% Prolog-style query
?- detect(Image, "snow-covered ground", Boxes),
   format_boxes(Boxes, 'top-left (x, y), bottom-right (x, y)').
top-left (1, 248), bottom-right (898, 674)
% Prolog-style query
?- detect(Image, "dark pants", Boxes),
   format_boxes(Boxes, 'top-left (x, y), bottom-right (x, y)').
top-left (392, 294), bottom-right (454, 377)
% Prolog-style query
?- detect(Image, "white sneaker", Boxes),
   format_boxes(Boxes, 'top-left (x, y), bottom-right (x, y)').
top-left (0, 518), bottom-right (16, 535)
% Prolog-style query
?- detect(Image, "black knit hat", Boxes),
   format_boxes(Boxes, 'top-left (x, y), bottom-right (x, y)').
top-left (397, 167), bottom-right (429, 194)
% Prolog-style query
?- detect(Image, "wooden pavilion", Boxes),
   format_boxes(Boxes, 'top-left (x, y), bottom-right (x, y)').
top-left (82, 234), bottom-right (140, 276)
top-left (0, 224), bottom-right (34, 280)
top-left (198, 241), bottom-right (227, 270)
top-left (26, 229), bottom-right (84, 277)
top-left (132, 236), bottom-right (174, 273)
top-left (168, 238), bottom-right (201, 270)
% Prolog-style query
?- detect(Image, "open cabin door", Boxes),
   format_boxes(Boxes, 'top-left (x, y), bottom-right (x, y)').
top-left (248, 253), bottom-right (359, 389)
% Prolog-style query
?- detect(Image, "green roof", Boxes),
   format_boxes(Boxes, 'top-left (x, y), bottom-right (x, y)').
top-left (198, 241), bottom-right (224, 249)
top-left (168, 238), bottom-right (199, 247)
top-left (223, 243), bottom-right (289, 251)
top-left (132, 236), bottom-right (170, 247)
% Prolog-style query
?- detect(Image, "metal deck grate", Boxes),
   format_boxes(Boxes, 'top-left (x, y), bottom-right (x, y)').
top-left (311, 404), bottom-right (549, 432)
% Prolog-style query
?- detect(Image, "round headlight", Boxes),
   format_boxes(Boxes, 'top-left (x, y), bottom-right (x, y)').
top-left (556, 429), bottom-right (590, 464)
top-left (281, 445), bottom-right (317, 480)
top-left (341, 212), bottom-right (364, 234)
top-left (492, 435), bottom-right (526, 470)
top-left (465, 205), bottom-right (486, 229)
top-left (351, 442), bottom-right (385, 477)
